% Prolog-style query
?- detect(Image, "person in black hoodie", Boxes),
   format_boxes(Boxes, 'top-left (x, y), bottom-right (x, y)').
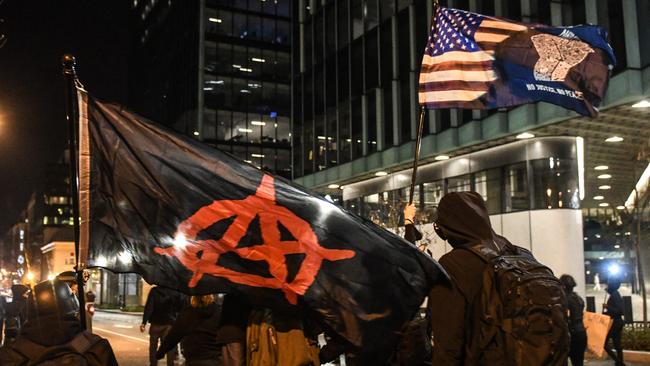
top-left (141, 286), bottom-right (182, 366)
top-left (0, 279), bottom-right (118, 365)
top-left (560, 274), bottom-right (587, 366)
top-left (156, 294), bottom-right (222, 366)
top-left (1, 285), bottom-right (30, 345)
top-left (405, 192), bottom-right (533, 365)
top-left (215, 293), bottom-right (250, 366)
top-left (603, 279), bottom-right (626, 366)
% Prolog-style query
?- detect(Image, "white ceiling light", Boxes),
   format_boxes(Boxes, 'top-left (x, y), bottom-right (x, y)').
top-left (327, 184), bottom-right (340, 189)
top-left (598, 185), bottom-right (611, 190)
top-left (598, 174), bottom-right (612, 179)
top-left (599, 202), bottom-right (610, 207)
top-left (593, 195), bottom-right (604, 200)
top-left (616, 206), bottom-right (625, 210)
top-left (251, 57), bottom-right (266, 63)
top-left (238, 128), bottom-right (253, 133)
top-left (251, 121), bottom-right (266, 126)
top-left (594, 165), bottom-right (609, 171)
top-left (375, 171), bottom-right (388, 177)
top-left (435, 155), bottom-right (450, 161)
top-left (208, 17), bottom-right (222, 23)
top-left (251, 153), bottom-right (265, 158)
top-left (605, 136), bottom-right (624, 143)
top-left (516, 132), bottom-right (535, 139)
top-left (632, 100), bottom-right (650, 108)
top-left (193, 131), bottom-right (200, 136)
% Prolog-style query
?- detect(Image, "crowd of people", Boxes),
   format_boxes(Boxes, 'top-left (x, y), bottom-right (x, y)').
top-left (0, 191), bottom-right (631, 365)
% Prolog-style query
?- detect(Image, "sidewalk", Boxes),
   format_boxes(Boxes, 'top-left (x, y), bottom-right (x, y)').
top-left (96, 308), bottom-right (143, 316)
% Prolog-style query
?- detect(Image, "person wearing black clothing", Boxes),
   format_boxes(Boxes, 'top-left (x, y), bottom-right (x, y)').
top-left (156, 294), bottom-right (222, 366)
top-left (560, 274), bottom-right (587, 366)
top-left (215, 293), bottom-right (250, 366)
top-left (141, 286), bottom-right (182, 366)
top-left (0, 280), bottom-right (118, 366)
top-left (404, 192), bottom-right (519, 365)
top-left (2, 285), bottom-right (30, 345)
top-left (604, 279), bottom-right (626, 366)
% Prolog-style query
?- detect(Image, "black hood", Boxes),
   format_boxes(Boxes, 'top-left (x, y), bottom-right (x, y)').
top-left (437, 192), bottom-right (511, 249)
top-left (11, 284), bottom-right (29, 298)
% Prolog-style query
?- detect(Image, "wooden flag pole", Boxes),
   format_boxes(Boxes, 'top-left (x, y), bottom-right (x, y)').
top-left (62, 54), bottom-right (87, 330)
top-left (409, 106), bottom-right (426, 205)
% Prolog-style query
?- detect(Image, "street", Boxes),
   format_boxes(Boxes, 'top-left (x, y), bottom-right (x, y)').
top-left (93, 310), bottom-right (150, 366)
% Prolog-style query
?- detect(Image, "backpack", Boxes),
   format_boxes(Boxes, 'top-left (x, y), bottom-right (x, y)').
top-left (463, 244), bottom-right (570, 366)
top-left (390, 310), bottom-right (432, 366)
top-left (9, 331), bottom-right (102, 366)
top-left (246, 308), bottom-right (320, 366)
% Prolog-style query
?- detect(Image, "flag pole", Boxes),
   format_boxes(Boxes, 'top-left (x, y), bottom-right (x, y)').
top-left (408, 0), bottom-right (439, 205)
top-left (409, 106), bottom-right (426, 205)
top-left (62, 54), bottom-right (87, 330)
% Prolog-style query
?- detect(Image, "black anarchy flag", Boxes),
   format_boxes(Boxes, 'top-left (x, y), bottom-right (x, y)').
top-left (76, 88), bottom-right (447, 363)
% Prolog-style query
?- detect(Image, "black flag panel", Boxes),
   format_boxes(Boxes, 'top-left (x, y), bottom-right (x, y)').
top-left (78, 90), bottom-right (447, 363)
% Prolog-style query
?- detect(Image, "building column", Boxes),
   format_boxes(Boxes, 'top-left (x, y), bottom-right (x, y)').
top-left (391, 15), bottom-right (401, 147)
top-left (622, 0), bottom-right (644, 69)
top-left (494, 0), bottom-right (506, 17)
top-left (409, 4), bottom-right (418, 140)
top-left (550, 0), bottom-right (564, 26)
top-left (361, 94), bottom-right (368, 156)
top-left (520, 0), bottom-right (537, 23)
top-left (429, 110), bottom-right (441, 134)
top-left (376, 88), bottom-right (385, 151)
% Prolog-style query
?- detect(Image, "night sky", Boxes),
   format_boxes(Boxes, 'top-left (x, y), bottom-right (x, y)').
top-left (0, 1), bottom-right (129, 233)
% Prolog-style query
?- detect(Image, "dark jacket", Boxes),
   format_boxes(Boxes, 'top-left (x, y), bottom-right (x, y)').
top-left (0, 316), bottom-right (118, 366)
top-left (605, 290), bottom-right (624, 320)
top-left (408, 192), bottom-right (508, 366)
top-left (3, 286), bottom-right (29, 341)
top-left (142, 286), bottom-right (181, 326)
top-left (157, 302), bottom-right (222, 362)
top-left (567, 292), bottom-right (586, 334)
top-left (215, 293), bottom-right (251, 344)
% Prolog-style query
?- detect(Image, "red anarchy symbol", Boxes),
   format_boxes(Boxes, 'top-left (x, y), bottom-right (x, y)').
top-left (155, 175), bottom-right (355, 304)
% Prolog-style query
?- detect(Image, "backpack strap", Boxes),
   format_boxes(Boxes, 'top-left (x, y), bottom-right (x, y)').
top-left (9, 338), bottom-right (45, 363)
top-left (68, 332), bottom-right (101, 354)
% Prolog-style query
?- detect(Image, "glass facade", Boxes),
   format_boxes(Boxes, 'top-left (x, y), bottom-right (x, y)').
top-left (130, 0), bottom-right (291, 178)
top-left (203, 0), bottom-right (292, 178)
top-left (342, 138), bottom-right (581, 229)
top-left (292, 0), bottom-right (631, 179)
top-left (344, 157), bottom-right (579, 229)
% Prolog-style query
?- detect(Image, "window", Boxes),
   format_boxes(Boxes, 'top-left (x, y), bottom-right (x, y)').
top-left (351, 0), bottom-right (364, 40)
top-left (337, 0), bottom-right (350, 49)
top-left (505, 163), bottom-right (529, 212)
top-left (365, 0), bottom-right (379, 31)
top-left (351, 97), bottom-right (363, 159)
top-left (448, 174), bottom-right (471, 193)
top-left (326, 108), bottom-right (338, 167)
top-left (339, 101), bottom-right (351, 163)
top-left (423, 181), bottom-right (444, 222)
top-left (531, 158), bottom-right (580, 210)
top-left (474, 169), bottom-right (502, 215)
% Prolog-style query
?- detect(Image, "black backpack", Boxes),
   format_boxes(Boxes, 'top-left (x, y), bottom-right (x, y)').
top-left (463, 244), bottom-right (570, 366)
top-left (9, 331), bottom-right (102, 366)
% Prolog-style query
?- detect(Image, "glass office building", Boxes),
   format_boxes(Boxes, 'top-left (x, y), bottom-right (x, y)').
top-left (130, 0), bottom-right (292, 178)
top-left (293, 0), bottom-right (650, 317)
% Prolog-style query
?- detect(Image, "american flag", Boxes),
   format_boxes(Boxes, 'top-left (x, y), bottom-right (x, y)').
top-left (419, 7), bottom-right (528, 109)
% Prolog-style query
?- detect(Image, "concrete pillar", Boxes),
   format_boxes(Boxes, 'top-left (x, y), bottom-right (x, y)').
top-left (622, 0), bottom-right (642, 69)
top-left (376, 88), bottom-right (385, 151)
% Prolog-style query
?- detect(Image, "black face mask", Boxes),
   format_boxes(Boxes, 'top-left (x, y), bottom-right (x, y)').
top-left (433, 222), bottom-right (447, 241)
